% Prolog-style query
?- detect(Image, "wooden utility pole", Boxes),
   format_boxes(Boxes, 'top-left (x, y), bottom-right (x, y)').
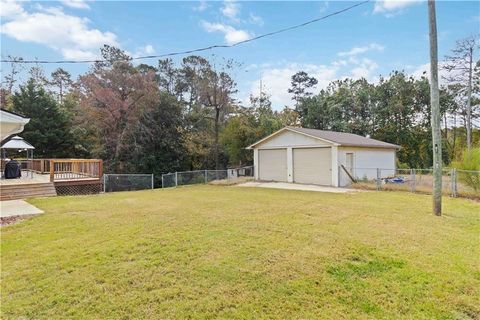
top-left (428, 0), bottom-right (442, 216)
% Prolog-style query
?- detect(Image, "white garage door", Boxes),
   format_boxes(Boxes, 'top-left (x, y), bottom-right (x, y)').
top-left (293, 147), bottom-right (331, 185)
top-left (258, 149), bottom-right (287, 182)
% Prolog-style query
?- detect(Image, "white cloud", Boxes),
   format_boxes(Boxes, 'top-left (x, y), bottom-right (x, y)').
top-left (60, 48), bottom-right (97, 60)
top-left (0, 2), bottom-right (117, 60)
top-left (249, 13), bottom-right (264, 26)
top-left (410, 63), bottom-right (430, 79)
top-left (132, 44), bottom-right (156, 58)
top-left (144, 45), bottom-right (155, 55)
top-left (201, 21), bottom-right (252, 45)
top-left (60, 0), bottom-right (90, 10)
top-left (192, 0), bottom-right (208, 12)
top-left (249, 45), bottom-right (384, 108)
top-left (0, 0), bottom-right (25, 19)
top-left (221, 0), bottom-right (241, 23)
top-left (249, 63), bottom-right (339, 108)
top-left (338, 43), bottom-right (384, 57)
top-left (247, 55), bottom-right (382, 109)
top-left (410, 62), bottom-right (451, 86)
top-left (373, 0), bottom-right (423, 16)
top-left (319, 1), bottom-right (329, 14)
top-left (350, 58), bottom-right (379, 79)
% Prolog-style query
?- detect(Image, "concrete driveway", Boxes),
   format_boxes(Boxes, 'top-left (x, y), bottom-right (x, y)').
top-left (0, 200), bottom-right (44, 218)
top-left (237, 181), bottom-right (359, 193)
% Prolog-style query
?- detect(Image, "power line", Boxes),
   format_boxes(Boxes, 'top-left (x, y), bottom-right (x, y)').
top-left (1, 0), bottom-right (371, 65)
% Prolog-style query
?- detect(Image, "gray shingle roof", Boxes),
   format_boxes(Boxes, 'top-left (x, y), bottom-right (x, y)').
top-left (287, 127), bottom-right (401, 149)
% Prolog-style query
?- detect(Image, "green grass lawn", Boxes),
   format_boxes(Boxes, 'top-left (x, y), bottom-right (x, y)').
top-left (1, 186), bottom-right (479, 319)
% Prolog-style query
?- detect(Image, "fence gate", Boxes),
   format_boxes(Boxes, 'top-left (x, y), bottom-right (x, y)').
top-left (103, 174), bottom-right (154, 192)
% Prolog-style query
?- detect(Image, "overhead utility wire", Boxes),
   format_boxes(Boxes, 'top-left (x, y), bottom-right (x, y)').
top-left (1, 0), bottom-right (371, 64)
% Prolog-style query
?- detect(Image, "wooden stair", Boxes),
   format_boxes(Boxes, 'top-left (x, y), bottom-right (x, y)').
top-left (0, 183), bottom-right (57, 201)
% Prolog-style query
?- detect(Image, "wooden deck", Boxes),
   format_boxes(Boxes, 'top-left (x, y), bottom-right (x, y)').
top-left (1, 159), bottom-right (103, 198)
top-left (0, 173), bottom-right (99, 185)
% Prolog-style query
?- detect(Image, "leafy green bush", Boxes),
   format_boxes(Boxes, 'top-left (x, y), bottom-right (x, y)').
top-left (452, 148), bottom-right (480, 192)
top-left (396, 162), bottom-right (410, 170)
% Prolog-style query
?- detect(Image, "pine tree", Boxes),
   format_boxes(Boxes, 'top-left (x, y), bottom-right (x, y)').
top-left (12, 79), bottom-right (76, 158)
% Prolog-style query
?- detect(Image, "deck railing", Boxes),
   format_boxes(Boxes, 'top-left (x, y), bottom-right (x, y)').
top-left (49, 159), bottom-right (103, 182)
top-left (31, 159), bottom-right (51, 173)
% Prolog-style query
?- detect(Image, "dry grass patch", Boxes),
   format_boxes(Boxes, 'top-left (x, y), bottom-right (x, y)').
top-left (352, 176), bottom-right (480, 200)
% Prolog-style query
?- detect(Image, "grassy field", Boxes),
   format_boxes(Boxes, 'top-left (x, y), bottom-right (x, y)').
top-left (1, 186), bottom-right (479, 319)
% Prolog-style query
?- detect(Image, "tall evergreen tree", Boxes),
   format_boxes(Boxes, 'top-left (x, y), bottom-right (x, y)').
top-left (288, 71), bottom-right (318, 107)
top-left (50, 68), bottom-right (73, 103)
top-left (11, 79), bottom-right (76, 158)
top-left (125, 92), bottom-right (186, 185)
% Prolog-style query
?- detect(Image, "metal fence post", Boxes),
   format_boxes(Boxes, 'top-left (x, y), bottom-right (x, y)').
top-left (205, 169), bottom-right (207, 184)
top-left (454, 168), bottom-right (458, 198)
top-left (376, 168), bottom-right (381, 191)
top-left (161, 174), bottom-right (164, 189)
top-left (410, 169), bottom-right (416, 193)
top-left (451, 168), bottom-right (457, 198)
top-left (450, 168), bottom-right (454, 197)
top-left (103, 174), bottom-right (106, 193)
top-left (409, 169), bottom-right (412, 192)
top-left (175, 172), bottom-right (178, 187)
top-left (151, 174), bottom-right (154, 189)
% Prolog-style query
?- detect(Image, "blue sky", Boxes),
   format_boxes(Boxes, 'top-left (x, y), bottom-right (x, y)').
top-left (1, 0), bottom-right (479, 109)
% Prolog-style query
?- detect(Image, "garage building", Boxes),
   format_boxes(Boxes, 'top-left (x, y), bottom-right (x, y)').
top-left (247, 127), bottom-right (401, 187)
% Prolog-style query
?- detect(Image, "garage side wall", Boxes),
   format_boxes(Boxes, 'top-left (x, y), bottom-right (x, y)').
top-left (337, 147), bottom-right (396, 186)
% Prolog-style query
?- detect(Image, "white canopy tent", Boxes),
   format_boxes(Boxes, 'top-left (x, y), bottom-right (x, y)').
top-left (1, 136), bottom-right (35, 150)
top-left (1, 136), bottom-right (35, 178)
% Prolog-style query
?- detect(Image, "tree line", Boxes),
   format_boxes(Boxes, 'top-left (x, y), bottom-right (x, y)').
top-left (1, 46), bottom-right (299, 184)
top-left (0, 36), bottom-right (478, 184)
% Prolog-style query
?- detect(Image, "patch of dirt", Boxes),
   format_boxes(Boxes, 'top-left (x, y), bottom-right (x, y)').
top-left (209, 177), bottom-right (254, 186)
top-left (0, 215), bottom-right (31, 227)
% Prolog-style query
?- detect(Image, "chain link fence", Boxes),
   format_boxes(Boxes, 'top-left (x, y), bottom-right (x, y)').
top-left (162, 166), bottom-right (254, 188)
top-left (161, 172), bottom-right (176, 188)
top-left (340, 167), bottom-right (479, 199)
top-left (103, 174), bottom-right (154, 193)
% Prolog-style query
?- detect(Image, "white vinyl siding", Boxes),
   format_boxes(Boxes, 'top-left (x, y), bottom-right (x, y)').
top-left (337, 147), bottom-right (397, 186)
top-left (257, 130), bottom-right (330, 148)
top-left (293, 148), bottom-right (332, 185)
top-left (258, 149), bottom-right (287, 182)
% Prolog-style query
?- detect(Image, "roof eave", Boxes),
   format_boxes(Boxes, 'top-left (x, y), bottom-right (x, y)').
top-left (339, 143), bottom-right (401, 149)
top-left (245, 127), bottom-right (290, 149)
top-left (1, 109), bottom-right (30, 124)
top-left (286, 127), bottom-right (340, 146)
top-left (246, 127), bottom-right (340, 149)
